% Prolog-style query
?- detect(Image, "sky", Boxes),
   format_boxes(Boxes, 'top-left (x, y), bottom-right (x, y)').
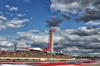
top-left (0, 0), bottom-right (100, 57)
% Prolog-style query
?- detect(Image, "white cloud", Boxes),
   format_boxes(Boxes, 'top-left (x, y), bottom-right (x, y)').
top-left (51, 1), bottom-right (81, 14)
top-left (7, 24), bottom-right (23, 28)
top-left (17, 14), bottom-right (23, 17)
top-left (9, 7), bottom-right (18, 11)
top-left (89, 53), bottom-right (100, 57)
top-left (0, 20), bottom-right (6, 30)
top-left (5, 5), bottom-right (9, 8)
top-left (7, 19), bottom-right (29, 25)
top-left (0, 20), bottom-right (4, 24)
top-left (0, 18), bottom-right (29, 30)
top-left (0, 25), bottom-right (6, 30)
top-left (67, 46), bottom-right (78, 51)
top-left (29, 30), bottom-right (40, 33)
top-left (0, 16), bottom-right (7, 20)
top-left (0, 41), bottom-right (12, 46)
top-left (0, 5), bottom-right (29, 31)
top-left (86, 21), bottom-right (100, 26)
top-left (50, 0), bottom-right (95, 14)
top-left (6, 19), bottom-right (29, 28)
top-left (5, 5), bottom-right (18, 11)
top-left (17, 33), bottom-right (49, 43)
top-left (17, 14), bottom-right (26, 17)
top-left (16, 29), bottom-right (63, 50)
top-left (54, 36), bottom-right (63, 43)
top-left (0, 37), bottom-right (6, 41)
top-left (0, 37), bottom-right (12, 47)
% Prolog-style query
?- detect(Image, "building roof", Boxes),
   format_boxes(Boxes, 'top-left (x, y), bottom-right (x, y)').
top-left (25, 47), bottom-right (43, 51)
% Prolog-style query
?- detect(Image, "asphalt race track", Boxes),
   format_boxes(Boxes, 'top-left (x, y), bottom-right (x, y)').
top-left (0, 60), bottom-right (100, 66)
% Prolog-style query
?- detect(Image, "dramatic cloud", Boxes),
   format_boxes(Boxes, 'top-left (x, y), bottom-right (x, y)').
top-left (45, 16), bottom-right (63, 28)
top-left (60, 13), bottom-right (72, 21)
top-left (75, 8), bottom-right (100, 23)
top-left (55, 27), bottom-right (100, 56)
top-left (15, 29), bottom-right (63, 49)
top-left (77, 27), bottom-right (100, 36)
top-left (11, 27), bottom-right (100, 56)
top-left (1, 0), bottom-right (100, 56)
top-left (93, 1), bottom-right (100, 9)
top-left (72, 0), bottom-right (100, 24)
top-left (16, 30), bottom-right (49, 48)
top-left (17, 31), bottom-right (48, 43)
top-left (50, 0), bottom-right (97, 14)
top-left (5, 5), bottom-right (18, 11)
top-left (50, 0), bottom-right (100, 25)
top-left (6, 19), bottom-right (29, 28)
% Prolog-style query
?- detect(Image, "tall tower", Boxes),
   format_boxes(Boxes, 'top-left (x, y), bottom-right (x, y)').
top-left (49, 28), bottom-right (56, 53)
top-left (13, 42), bottom-right (17, 52)
top-left (39, 28), bottom-right (56, 53)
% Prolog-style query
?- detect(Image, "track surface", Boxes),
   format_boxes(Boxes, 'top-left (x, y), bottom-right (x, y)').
top-left (0, 60), bottom-right (100, 66)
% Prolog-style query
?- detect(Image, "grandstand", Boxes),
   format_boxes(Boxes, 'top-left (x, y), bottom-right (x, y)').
top-left (0, 50), bottom-right (72, 59)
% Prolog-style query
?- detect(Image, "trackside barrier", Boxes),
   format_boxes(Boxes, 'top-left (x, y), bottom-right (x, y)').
top-left (0, 59), bottom-right (41, 61)
top-left (47, 58), bottom-right (75, 61)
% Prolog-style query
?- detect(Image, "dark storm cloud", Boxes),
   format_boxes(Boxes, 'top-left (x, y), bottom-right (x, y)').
top-left (60, 13), bottom-right (72, 21)
top-left (75, 8), bottom-right (100, 23)
top-left (74, 0), bottom-right (100, 23)
top-left (92, 26), bottom-right (97, 29)
top-left (45, 16), bottom-right (63, 28)
top-left (93, 1), bottom-right (100, 9)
